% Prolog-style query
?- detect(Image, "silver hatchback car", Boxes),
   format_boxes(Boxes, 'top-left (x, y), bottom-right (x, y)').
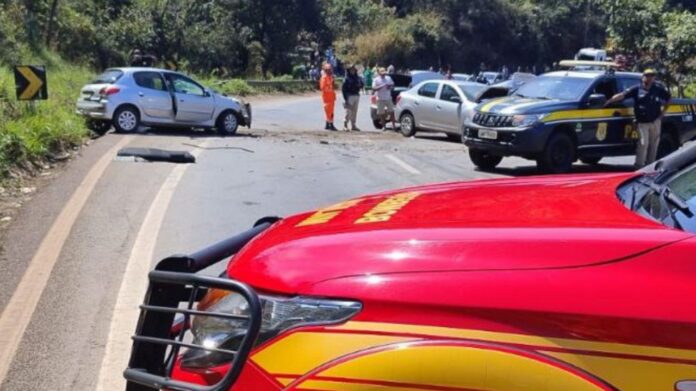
top-left (76, 68), bottom-right (251, 135)
top-left (395, 80), bottom-right (488, 140)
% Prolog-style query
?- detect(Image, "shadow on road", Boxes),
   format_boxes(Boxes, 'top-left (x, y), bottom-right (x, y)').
top-left (121, 127), bottom-right (260, 139)
top-left (481, 163), bottom-right (635, 177)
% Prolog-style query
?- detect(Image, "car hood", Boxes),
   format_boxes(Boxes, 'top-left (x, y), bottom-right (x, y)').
top-left (477, 96), bottom-right (574, 115)
top-left (228, 173), bottom-right (692, 293)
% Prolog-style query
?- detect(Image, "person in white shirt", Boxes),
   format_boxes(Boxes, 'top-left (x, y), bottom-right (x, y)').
top-left (372, 67), bottom-right (396, 130)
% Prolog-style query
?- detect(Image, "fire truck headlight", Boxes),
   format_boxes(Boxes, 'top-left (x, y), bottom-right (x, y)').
top-left (180, 291), bottom-right (362, 369)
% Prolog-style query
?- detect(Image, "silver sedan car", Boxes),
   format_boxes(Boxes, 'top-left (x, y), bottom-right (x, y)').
top-left (76, 68), bottom-right (251, 135)
top-left (395, 80), bottom-right (488, 140)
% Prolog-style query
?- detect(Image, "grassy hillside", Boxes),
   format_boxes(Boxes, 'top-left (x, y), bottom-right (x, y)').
top-left (0, 51), bottom-right (93, 179)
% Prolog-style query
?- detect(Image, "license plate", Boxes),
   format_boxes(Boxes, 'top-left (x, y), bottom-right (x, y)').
top-left (479, 129), bottom-right (498, 140)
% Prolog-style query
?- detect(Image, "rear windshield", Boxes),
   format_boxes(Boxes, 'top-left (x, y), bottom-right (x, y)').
top-left (459, 83), bottom-right (487, 101)
top-left (513, 76), bottom-right (593, 101)
top-left (91, 69), bottom-right (123, 84)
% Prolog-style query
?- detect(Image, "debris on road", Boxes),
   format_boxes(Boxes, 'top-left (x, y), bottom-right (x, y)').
top-left (117, 148), bottom-right (196, 164)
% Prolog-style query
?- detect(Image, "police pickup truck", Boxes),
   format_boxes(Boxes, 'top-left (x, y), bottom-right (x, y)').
top-left (462, 68), bottom-right (696, 172)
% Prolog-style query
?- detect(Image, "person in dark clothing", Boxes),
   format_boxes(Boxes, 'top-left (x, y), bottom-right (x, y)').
top-left (130, 49), bottom-right (143, 66)
top-left (130, 49), bottom-right (157, 67)
top-left (606, 68), bottom-right (672, 167)
top-left (341, 65), bottom-right (364, 131)
top-left (141, 52), bottom-right (157, 67)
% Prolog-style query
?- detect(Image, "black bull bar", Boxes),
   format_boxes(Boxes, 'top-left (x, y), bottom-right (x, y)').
top-left (124, 217), bottom-right (280, 391)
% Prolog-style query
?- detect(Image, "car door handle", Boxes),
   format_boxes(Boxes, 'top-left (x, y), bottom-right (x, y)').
top-left (414, 101), bottom-right (420, 106)
top-left (436, 105), bottom-right (442, 110)
top-left (138, 92), bottom-right (144, 97)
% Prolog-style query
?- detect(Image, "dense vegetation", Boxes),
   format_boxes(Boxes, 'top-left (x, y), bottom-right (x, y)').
top-left (0, 0), bottom-right (695, 178)
top-left (3, 0), bottom-right (696, 76)
top-left (0, 50), bottom-right (91, 179)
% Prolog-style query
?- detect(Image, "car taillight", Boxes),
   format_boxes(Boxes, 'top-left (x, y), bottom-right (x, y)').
top-left (99, 86), bottom-right (120, 96)
top-left (396, 95), bottom-right (401, 105)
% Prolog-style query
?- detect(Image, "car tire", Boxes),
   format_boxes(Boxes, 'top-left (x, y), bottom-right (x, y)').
top-left (112, 106), bottom-right (140, 133)
top-left (657, 132), bottom-right (678, 159)
top-left (372, 118), bottom-right (384, 130)
top-left (580, 157), bottom-right (602, 165)
top-left (469, 148), bottom-right (503, 170)
top-left (86, 119), bottom-right (111, 135)
top-left (399, 113), bottom-right (417, 137)
top-left (217, 111), bottom-right (239, 136)
top-left (537, 132), bottom-right (576, 173)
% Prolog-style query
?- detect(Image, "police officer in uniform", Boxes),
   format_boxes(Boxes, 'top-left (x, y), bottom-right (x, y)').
top-left (606, 69), bottom-right (671, 167)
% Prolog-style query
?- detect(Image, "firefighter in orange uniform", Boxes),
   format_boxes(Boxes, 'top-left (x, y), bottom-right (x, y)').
top-left (320, 63), bottom-right (337, 131)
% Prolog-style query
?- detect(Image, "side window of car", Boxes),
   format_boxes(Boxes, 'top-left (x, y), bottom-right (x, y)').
top-left (133, 72), bottom-right (166, 91)
top-left (618, 78), bottom-right (640, 106)
top-left (439, 85), bottom-right (461, 102)
top-left (170, 75), bottom-right (205, 96)
top-left (418, 83), bottom-right (439, 98)
top-left (618, 78), bottom-right (640, 92)
top-left (591, 78), bottom-right (618, 100)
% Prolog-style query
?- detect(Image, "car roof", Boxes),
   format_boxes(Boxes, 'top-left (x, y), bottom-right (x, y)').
top-left (450, 81), bottom-right (486, 89)
top-left (410, 70), bottom-right (439, 75)
top-left (544, 70), bottom-right (641, 79)
top-left (106, 67), bottom-right (173, 73)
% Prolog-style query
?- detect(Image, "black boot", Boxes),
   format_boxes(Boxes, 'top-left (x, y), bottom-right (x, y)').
top-left (328, 122), bottom-right (337, 131)
top-left (324, 122), bottom-right (331, 130)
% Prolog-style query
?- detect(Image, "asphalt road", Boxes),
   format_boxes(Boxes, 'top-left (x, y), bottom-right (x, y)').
top-left (0, 94), bottom-right (634, 390)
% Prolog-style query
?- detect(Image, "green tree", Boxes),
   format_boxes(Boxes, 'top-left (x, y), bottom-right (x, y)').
top-left (604, 0), bottom-right (665, 55)
top-left (659, 11), bottom-right (696, 95)
top-left (604, 0), bottom-right (696, 95)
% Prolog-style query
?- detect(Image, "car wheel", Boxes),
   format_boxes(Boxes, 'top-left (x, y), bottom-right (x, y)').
top-left (469, 148), bottom-right (503, 170)
top-left (537, 132), bottom-right (576, 173)
top-left (217, 111), bottom-right (239, 136)
top-left (372, 118), bottom-right (384, 130)
top-left (113, 106), bottom-right (140, 133)
top-left (399, 113), bottom-right (417, 137)
top-left (657, 132), bottom-right (678, 159)
top-left (85, 119), bottom-right (111, 135)
top-left (580, 157), bottom-right (602, 165)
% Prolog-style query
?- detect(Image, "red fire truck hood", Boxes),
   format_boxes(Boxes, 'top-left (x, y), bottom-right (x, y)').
top-left (228, 173), bottom-right (692, 293)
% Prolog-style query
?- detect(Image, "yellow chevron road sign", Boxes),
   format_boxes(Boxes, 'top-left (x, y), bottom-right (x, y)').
top-left (14, 65), bottom-right (47, 100)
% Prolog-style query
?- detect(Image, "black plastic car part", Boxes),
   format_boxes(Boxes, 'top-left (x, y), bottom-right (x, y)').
top-left (124, 217), bottom-right (281, 391)
top-left (117, 147), bottom-right (196, 164)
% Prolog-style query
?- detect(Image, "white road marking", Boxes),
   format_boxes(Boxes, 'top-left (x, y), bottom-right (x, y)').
top-left (95, 140), bottom-right (208, 391)
top-left (385, 153), bottom-right (421, 175)
top-left (0, 135), bottom-right (134, 384)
